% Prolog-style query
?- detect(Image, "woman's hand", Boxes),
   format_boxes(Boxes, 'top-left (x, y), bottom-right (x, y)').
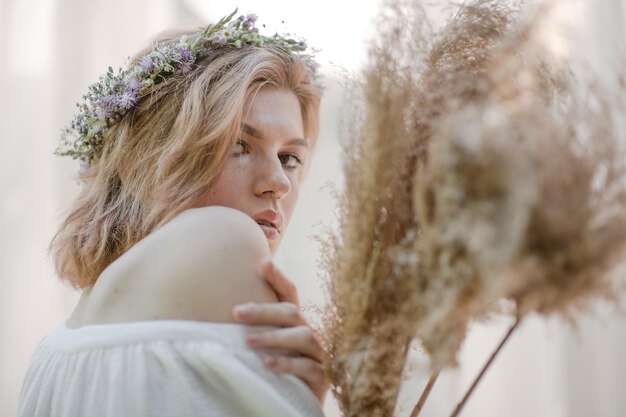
top-left (232, 259), bottom-right (329, 404)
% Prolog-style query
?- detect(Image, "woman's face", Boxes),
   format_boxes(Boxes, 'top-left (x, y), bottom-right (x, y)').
top-left (192, 87), bottom-right (309, 255)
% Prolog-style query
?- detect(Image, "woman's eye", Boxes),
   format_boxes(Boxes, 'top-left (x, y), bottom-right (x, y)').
top-left (233, 139), bottom-right (247, 155)
top-left (279, 153), bottom-right (303, 169)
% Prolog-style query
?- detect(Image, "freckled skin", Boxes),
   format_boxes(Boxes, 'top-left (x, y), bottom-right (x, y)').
top-left (190, 87), bottom-right (308, 255)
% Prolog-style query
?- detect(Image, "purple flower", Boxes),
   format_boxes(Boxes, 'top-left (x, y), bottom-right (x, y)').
top-left (99, 94), bottom-right (118, 111)
top-left (175, 45), bottom-right (193, 61)
top-left (308, 61), bottom-right (320, 75)
top-left (139, 55), bottom-right (155, 72)
top-left (124, 77), bottom-right (143, 92)
top-left (242, 14), bottom-right (258, 29)
top-left (118, 90), bottom-right (137, 110)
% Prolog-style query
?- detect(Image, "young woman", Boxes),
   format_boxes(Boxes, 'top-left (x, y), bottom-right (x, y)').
top-left (18, 11), bottom-right (327, 417)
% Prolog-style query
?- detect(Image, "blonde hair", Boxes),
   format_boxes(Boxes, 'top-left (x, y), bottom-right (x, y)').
top-left (51, 28), bottom-right (321, 289)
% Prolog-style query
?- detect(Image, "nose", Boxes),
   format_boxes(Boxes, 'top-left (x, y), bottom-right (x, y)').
top-left (254, 154), bottom-right (291, 200)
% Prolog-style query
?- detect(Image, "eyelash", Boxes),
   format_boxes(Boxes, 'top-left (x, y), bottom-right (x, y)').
top-left (233, 139), bottom-right (303, 169)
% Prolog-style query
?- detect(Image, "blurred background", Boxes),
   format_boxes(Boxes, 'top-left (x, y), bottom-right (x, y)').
top-left (1, 0), bottom-right (625, 416)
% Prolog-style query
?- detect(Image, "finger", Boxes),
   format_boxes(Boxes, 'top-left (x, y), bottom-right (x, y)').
top-left (264, 355), bottom-right (327, 393)
top-left (259, 260), bottom-right (300, 306)
top-left (233, 302), bottom-right (305, 327)
top-left (246, 326), bottom-right (324, 362)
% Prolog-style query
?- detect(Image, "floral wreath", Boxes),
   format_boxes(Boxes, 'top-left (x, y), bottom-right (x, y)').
top-left (56, 9), bottom-right (320, 165)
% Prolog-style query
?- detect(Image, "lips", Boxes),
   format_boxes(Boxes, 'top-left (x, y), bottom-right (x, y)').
top-left (252, 210), bottom-right (283, 240)
top-left (257, 223), bottom-right (279, 240)
top-left (256, 219), bottom-right (277, 229)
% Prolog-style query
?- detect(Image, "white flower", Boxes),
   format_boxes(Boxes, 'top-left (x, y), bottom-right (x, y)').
top-left (210, 30), bottom-right (227, 45)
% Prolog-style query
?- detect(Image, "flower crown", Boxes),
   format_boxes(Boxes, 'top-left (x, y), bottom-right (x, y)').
top-left (56, 9), bottom-right (320, 165)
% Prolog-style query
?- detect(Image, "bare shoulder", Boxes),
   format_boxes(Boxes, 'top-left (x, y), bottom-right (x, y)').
top-left (80, 206), bottom-right (278, 326)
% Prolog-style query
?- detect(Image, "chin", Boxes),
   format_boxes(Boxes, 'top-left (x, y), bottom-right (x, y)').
top-left (269, 236), bottom-right (283, 255)
top-left (268, 241), bottom-right (278, 255)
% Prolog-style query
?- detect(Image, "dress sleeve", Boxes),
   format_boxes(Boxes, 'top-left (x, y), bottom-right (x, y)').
top-left (139, 339), bottom-right (325, 417)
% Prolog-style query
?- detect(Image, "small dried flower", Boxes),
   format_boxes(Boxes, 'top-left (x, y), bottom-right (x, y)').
top-left (118, 91), bottom-right (137, 109)
top-left (175, 45), bottom-right (193, 61)
top-left (210, 30), bottom-right (228, 45)
top-left (123, 77), bottom-right (142, 92)
top-left (138, 55), bottom-right (155, 72)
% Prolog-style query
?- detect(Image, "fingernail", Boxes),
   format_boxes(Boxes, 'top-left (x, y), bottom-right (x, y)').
top-left (234, 305), bottom-right (250, 319)
top-left (265, 356), bottom-right (276, 367)
top-left (246, 333), bottom-right (259, 345)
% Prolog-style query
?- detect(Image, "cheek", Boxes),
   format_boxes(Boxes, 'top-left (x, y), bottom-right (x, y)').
top-left (201, 162), bottom-right (249, 205)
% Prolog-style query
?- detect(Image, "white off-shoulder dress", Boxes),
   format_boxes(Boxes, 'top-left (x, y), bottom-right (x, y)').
top-left (17, 319), bottom-right (325, 417)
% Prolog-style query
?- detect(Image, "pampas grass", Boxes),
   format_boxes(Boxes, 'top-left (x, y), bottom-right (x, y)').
top-left (318, 3), bottom-right (423, 415)
top-left (321, 0), bottom-right (626, 415)
top-left (414, 0), bottom-right (626, 368)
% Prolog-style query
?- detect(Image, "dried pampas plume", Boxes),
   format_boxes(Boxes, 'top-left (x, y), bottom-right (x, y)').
top-left (318, 1), bottom-right (424, 415)
top-left (413, 0), bottom-right (626, 369)
top-left (409, 0), bottom-right (529, 369)
top-left (321, 0), bottom-right (626, 415)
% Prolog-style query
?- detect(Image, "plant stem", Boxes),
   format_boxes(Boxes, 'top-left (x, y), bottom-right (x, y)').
top-left (448, 317), bottom-right (521, 417)
top-left (409, 371), bottom-right (440, 417)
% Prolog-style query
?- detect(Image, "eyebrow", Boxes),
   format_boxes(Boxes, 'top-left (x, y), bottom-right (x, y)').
top-left (241, 123), bottom-right (309, 148)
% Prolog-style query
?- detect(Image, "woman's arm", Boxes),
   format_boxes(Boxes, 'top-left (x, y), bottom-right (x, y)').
top-left (233, 261), bottom-right (330, 404)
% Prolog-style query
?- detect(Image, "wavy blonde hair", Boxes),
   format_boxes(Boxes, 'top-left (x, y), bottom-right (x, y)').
top-left (51, 28), bottom-right (321, 289)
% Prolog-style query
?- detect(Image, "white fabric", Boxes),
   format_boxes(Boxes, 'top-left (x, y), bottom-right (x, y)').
top-left (17, 320), bottom-right (325, 417)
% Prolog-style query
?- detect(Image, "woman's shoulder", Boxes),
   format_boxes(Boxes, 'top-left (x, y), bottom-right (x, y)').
top-left (77, 206), bottom-right (278, 327)
top-left (161, 206), bottom-right (268, 251)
